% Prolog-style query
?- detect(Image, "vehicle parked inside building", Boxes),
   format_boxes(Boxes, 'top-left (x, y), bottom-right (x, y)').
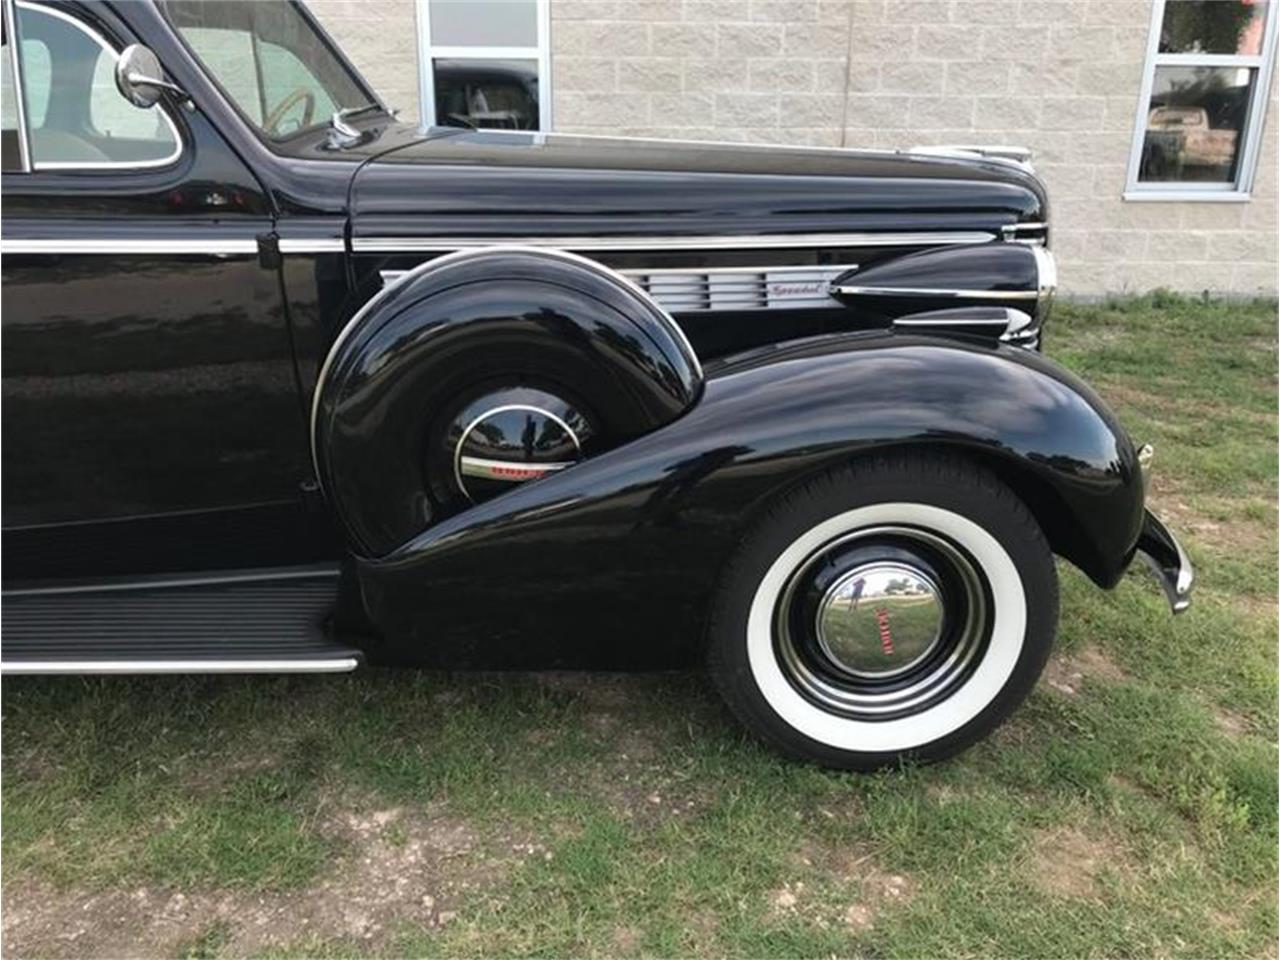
top-left (0, 0), bottom-right (1191, 769)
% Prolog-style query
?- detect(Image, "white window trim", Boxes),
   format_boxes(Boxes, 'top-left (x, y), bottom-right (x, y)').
top-left (1124, 0), bottom-right (1278, 202)
top-left (12, 0), bottom-right (183, 172)
top-left (413, 0), bottom-right (551, 131)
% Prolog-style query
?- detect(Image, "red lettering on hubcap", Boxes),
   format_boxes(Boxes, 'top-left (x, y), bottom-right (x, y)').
top-left (875, 607), bottom-right (894, 657)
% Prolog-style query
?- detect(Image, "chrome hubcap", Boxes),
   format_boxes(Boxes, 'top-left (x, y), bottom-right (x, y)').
top-left (815, 562), bottom-right (944, 679)
top-left (774, 525), bottom-right (991, 721)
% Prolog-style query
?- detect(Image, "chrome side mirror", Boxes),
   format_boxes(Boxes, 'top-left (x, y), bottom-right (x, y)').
top-left (115, 44), bottom-right (188, 109)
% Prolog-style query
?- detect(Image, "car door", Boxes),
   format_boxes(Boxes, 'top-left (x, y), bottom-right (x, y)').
top-left (0, 0), bottom-right (320, 581)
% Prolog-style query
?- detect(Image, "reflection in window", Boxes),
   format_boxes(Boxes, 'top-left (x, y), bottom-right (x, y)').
top-left (1159, 0), bottom-right (1269, 55)
top-left (1128, 0), bottom-right (1275, 196)
top-left (434, 58), bottom-right (538, 130)
top-left (419, 0), bottom-right (548, 130)
top-left (1139, 66), bottom-right (1252, 183)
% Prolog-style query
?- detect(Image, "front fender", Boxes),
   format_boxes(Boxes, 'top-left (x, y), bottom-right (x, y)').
top-left (357, 332), bottom-right (1143, 667)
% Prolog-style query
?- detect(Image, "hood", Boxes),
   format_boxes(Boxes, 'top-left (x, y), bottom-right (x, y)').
top-left (348, 128), bottom-right (1047, 245)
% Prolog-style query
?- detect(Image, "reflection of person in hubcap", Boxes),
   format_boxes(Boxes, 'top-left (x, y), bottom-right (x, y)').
top-left (847, 576), bottom-right (865, 610)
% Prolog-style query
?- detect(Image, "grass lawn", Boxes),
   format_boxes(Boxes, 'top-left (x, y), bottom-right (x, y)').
top-left (3, 295), bottom-right (1276, 959)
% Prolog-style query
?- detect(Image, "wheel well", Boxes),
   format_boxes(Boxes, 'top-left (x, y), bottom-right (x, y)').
top-left (740, 442), bottom-right (1111, 589)
top-left (872, 442), bottom-right (1109, 586)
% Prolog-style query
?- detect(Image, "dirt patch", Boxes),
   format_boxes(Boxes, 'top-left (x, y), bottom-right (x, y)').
top-left (780, 844), bottom-right (916, 933)
top-left (1212, 707), bottom-right (1253, 738)
top-left (1027, 826), bottom-right (1119, 899)
top-left (840, 867), bottom-right (916, 932)
top-left (1043, 645), bottom-right (1127, 696)
top-left (1, 802), bottom-right (522, 959)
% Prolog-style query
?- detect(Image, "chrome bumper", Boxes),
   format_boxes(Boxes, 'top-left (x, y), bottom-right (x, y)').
top-left (1135, 509), bottom-right (1193, 613)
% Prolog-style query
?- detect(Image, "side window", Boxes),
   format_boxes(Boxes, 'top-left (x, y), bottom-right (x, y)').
top-left (14, 1), bottom-right (180, 168)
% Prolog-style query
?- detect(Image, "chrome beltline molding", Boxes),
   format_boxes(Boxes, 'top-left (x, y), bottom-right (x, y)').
top-left (831, 284), bottom-right (1039, 300)
top-left (278, 237), bottom-right (346, 253)
top-left (1, 238), bottom-right (259, 255)
top-left (3, 230), bottom-right (1011, 258)
top-left (0, 658), bottom-right (360, 675)
top-left (349, 231), bottom-right (997, 254)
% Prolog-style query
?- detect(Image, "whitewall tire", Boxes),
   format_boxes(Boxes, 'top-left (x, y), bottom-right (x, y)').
top-left (707, 454), bottom-right (1057, 769)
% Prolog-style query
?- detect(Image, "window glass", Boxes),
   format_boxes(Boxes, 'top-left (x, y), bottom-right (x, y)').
top-left (164, 0), bottom-right (375, 139)
top-left (434, 58), bottom-right (538, 130)
top-left (1138, 65), bottom-right (1254, 183)
top-left (14, 2), bottom-right (179, 166)
top-left (2, 25), bottom-right (22, 170)
top-left (178, 27), bottom-right (261, 122)
top-left (429, 0), bottom-right (537, 47)
top-left (1159, 0), bottom-right (1269, 55)
top-left (19, 37), bottom-right (47, 126)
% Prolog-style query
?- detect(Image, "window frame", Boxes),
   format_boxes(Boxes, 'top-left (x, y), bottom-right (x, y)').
top-left (414, 0), bottom-right (551, 130)
top-left (3, 0), bottom-right (32, 170)
top-left (1124, 0), bottom-right (1279, 202)
top-left (6, 0), bottom-right (184, 173)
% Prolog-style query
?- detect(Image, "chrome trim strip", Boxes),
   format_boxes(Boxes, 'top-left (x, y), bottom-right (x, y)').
top-left (351, 231), bottom-right (996, 254)
top-left (831, 284), bottom-right (1038, 301)
top-left (279, 237), bottom-right (347, 254)
top-left (0, 238), bottom-right (259, 255)
top-left (16, 0), bottom-right (185, 172)
top-left (892, 308), bottom-right (1035, 342)
top-left (3, 565), bottom-right (340, 597)
top-left (909, 144), bottom-right (1034, 173)
top-left (4, 0), bottom-right (31, 172)
top-left (631, 262), bottom-right (859, 277)
top-left (458, 455), bottom-right (575, 481)
top-left (310, 245), bottom-right (701, 492)
top-left (0, 658), bottom-right (360, 675)
top-left (447, 126), bottom-right (906, 158)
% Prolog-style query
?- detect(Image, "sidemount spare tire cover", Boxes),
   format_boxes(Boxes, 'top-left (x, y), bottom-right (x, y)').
top-left (313, 247), bottom-right (703, 557)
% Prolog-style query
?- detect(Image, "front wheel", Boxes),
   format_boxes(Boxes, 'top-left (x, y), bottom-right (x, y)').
top-left (707, 454), bottom-right (1057, 770)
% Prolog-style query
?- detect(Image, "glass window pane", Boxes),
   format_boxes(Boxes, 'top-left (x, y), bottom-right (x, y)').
top-left (1138, 65), bottom-right (1254, 183)
top-left (2, 30), bottom-right (22, 170)
top-left (15, 4), bottom-right (178, 166)
top-left (434, 58), bottom-right (538, 130)
top-left (164, 0), bottom-right (375, 138)
top-left (430, 1), bottom-right (537, 47)
top-left (176, 27), bottom-right (262, 123)
top-left (1159, 0), bottom-right (1269, 55)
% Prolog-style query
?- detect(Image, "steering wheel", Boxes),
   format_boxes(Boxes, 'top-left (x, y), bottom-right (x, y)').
top-left (263, 87), bottom-right (316, 136)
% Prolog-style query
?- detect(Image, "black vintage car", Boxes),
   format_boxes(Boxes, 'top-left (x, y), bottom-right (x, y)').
top-left (0, 0), bottom-right (1192, 769)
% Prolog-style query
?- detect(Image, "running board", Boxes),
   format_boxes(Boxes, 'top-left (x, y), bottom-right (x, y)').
top-left (1, 566), bottom-right (362, 674)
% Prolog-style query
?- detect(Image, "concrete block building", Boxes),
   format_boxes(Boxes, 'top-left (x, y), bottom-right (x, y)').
top-left (310, 0), bottom-right (1279, 297)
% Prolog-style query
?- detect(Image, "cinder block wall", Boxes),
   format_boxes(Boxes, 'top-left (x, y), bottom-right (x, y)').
top-left (314, 0), bottom-right (1278, 297)
top-left (309, 0), bottom-right (422, 125)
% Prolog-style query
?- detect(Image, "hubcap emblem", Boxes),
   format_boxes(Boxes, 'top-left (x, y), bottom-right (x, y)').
top-left (815, 563), bottom-right (944, 678)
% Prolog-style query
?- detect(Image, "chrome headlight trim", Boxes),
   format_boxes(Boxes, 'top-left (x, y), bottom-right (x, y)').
top-left (1032, 245), bottom-right (1057, 324)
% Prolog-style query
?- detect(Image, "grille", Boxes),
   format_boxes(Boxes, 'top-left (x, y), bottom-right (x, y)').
top-left (625, 264), bottom-right (854, 314)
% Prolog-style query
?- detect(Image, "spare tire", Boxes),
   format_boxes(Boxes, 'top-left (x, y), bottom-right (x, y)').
top-left (312, 247), bottom-right (703, 557)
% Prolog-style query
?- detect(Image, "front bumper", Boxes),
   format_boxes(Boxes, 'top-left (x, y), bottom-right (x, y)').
top-left (1135, 509), bottom-right (1194, 613)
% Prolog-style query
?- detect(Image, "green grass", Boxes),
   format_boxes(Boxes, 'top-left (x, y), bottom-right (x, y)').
top-left (3, 294), bottom-right (1276, 958)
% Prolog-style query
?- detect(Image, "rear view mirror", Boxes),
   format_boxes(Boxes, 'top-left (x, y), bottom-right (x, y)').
top-left (115, 44), bottom-right (187, 109)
